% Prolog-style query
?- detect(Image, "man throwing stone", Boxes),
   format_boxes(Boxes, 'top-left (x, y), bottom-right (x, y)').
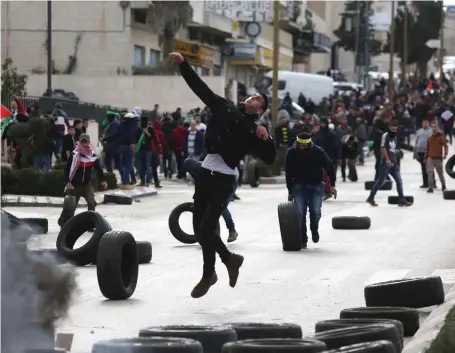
top-left (169, 52), bottom-right (276, 298)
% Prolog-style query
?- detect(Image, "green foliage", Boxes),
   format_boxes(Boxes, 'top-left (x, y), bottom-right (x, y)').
top-left (425, 305), bottom-right (455, 353)
top-left (1, 58), bottom-right (27, 103)
top-left (1, 166), bottom-right (117, 197)
top-left (334, 1), bottom-right (382, 56)
top-left (384, 1), bottom-right (443, 66)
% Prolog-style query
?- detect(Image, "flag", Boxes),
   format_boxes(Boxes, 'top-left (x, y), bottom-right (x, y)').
top-left (1, 116), bottom-right (12, 134)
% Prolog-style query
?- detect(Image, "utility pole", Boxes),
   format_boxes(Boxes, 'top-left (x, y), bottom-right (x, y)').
top-left (46, 0), bottom-right (53, 96)
top-left (271, 0), bottom-right (280, 133)
top-left (402, 3), bottom-right (408, 89)
top-left (388, 0), bottom-right (396, 100)
top-left (354, 1), bottom-right (361, 83)
top-left (364, 1), bottom-right (371, 88)
top-left (440, 3), bottom-right (445, 89)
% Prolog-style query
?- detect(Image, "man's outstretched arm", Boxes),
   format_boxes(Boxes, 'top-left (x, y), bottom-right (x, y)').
top-left (169, 52), bottom-right (220, 109)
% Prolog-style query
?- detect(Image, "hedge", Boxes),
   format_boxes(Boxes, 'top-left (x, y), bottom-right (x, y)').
top-left (425, 304), bottom-right (455, 353)
top-left (1, 166), bottom-right (117, 197)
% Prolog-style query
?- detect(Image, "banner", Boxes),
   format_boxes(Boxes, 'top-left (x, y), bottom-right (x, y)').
top-left (221, 40), bottom-right (257, 63)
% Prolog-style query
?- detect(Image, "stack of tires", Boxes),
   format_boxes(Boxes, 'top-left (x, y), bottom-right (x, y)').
top-left (310, 276), bottom-right (446, 352)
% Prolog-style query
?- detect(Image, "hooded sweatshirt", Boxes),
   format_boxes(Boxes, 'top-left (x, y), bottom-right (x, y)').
top-left (117, 113), bottom-right (138, 146)
top-left (170, 125), bottom-right (186, 151)
top-left (153, 120), bottom-right (168, 153)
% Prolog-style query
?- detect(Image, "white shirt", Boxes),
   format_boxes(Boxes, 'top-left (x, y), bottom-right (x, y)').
top-left (201, 154), bottom-right (236, 176)
top-left (196, 122), bottom-right (207, 131)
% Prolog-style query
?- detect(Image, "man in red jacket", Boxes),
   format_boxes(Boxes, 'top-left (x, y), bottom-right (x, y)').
top-left (170, 121), bottom-right (188, 179)
top-left (151, 121), bottom-right (164, 188)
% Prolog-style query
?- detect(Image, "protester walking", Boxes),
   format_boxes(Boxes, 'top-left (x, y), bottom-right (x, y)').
top-left (414, 118), bottom-right (433, 188)
top-left (425, 120), bottom-right (448, 193)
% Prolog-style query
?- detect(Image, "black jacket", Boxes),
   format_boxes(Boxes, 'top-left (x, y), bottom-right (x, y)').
top-left (61, 134), bottom-right (75, 162)
top-left (341, 135), bottom-right (359, 160)
top-left (285, 142), bottom-right (336, 193)
top-left (312, 127), bottom-right (340, 160)
top-left (65, 152), bottom-right (105, 186)
top-left (178, 59), bottom-right (276, 168)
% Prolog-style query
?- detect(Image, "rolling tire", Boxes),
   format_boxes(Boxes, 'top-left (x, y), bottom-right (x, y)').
top-left (56, 211), bottom-right (112, 266)
top-left (226, 323), bottom-right (302, 340)
top-left (445, 154), bottom-right (455, 179)
top-left (314, 319), bottom-right (403, 341)
top-left (364, 180), bottom-right (392, 191)
top-left (103, 194), bottom-right (133, 205)
top-left (364, 276), bottom-right (445, 308)
top-left (387, 196), bottom-right (414, 205)
top-left (96, 230), bottom-right (138, 300)
top-left (139, 325), bottom-right (237, 353)
top-left (20, 218), bottom-right (49, 234)
top-left (137, 241), bottom-right (152, 264)
top-left (312, 324), bottom-right (401, 352)
top-left (443, 190), bottom-right (455, 200)
top-left (340, 307), bottom-right (420, 337)
top-left (325, 340), bottom-right (395, 352)
top-left (332, 216), bottom-right (371, 230)
top-left (92, 337), bottom-right (203, 353)
top-left (247, 160), bottom-right (260, 188)
top-left (277, 202), bottom-right (301, 251)
top-left (58, 195), bottom-right (77, 228)
top-left (222, 338), bottom-right (327, 353)
top-left (168, 202), bottom-right (220, 245)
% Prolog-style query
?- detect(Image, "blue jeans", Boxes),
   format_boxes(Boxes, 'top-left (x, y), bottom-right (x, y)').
top-left (104, 143), bottom-right (122, 174)
top-left (34, 154), bottom-right (51, 173)
top-left (119, 145), bottom-right (133, 185)
top-left (54, 130), bottom-right (65, 156)
top-left (370, 164), bottom-right (404, 199)
top-left (292, 183), bottom-right (324, 241)
top-left (187, 155), bottom-right (201, 185)
top-left (358, 141), bottom-right (365, 164)
top-left (222, 177), bottom-right (238, 230)
top-left (137, 149), bottom-right (152, 184)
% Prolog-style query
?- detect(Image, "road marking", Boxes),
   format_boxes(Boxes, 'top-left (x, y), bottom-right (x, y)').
top-left (431, 269), bottom-right (455, 284)
top-left (364, 269), bottom-right (411, 286)
top-left (306, 269), bottom-right (351, 286)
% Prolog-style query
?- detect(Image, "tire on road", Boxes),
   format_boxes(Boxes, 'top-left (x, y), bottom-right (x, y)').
top-left (332, 216), bottom-right (371, 230)
top-left (58, 195), bottom-right (77, 227)
top-left (364, 181), bottom-right (392, 191)
top-left (92, 337), bottom-right (203, 353)
top-left (443, 190), bottom-right (455, 200)
top-left (139, 325), bottom-right (237, 353)
top-left (103, 194), bottom-right (133, 205)
top-left (226, 323), bottom-right (302, 340)
top-left (445, 154), bottom-right (455, 179)
top-left (222, 338), bottom-right (327, 353)
top-left (247, 159), bottom-right (260, 188)
top-left (277, 202), bottom-right (301, 251)
top-left (137, 241), bottom-right (152, 264)
top-left (339, 307), bottom-right (420, 337)
top-left (325, 340), bottom-right (395, 353)
top-left (387, 195), bottom-right (414, 205)
top-left (20, 218), bottom-right (49, 234)
top-left (312, 324), bottom-right (401, 352)
top-left (2, 210), bottom-right (33, 240)
top-left (314, 318), bottom-right (403, 341)
top-left (364, 276), bottom-right (444, 308)
top-left (97, 230), bottom-right (138, 300)
top-left (56, 211), bottom-right (112, 266)
top-left (168, 202), bottom-right (220, 245)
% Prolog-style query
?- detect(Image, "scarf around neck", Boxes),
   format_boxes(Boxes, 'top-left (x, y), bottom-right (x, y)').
top-left (68, 142), bottom-right (94, 182)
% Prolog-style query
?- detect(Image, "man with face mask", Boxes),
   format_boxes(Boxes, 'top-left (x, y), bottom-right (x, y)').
top-left (169, 51), bottom-right (276, 298)
top-left (285, 132), bottom-right (336, 249)
top-left (366, 121), bottom-right (412, 207)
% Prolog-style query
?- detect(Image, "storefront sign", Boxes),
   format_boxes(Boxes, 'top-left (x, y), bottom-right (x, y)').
top-left (172, 40), bottom-right (214, 69)
top-left (259, 47), bottom-right (293, 70)
top-left (221, 40), bottom-right (257, 63)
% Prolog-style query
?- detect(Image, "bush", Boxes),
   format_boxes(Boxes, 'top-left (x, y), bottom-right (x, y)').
top-left (1, 167), bottom-right (117, 197)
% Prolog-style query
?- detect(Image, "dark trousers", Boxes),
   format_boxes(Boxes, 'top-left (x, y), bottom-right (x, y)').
top-left (417, 152), bottom-right (429, 186)
top-left (374, 151), bottom-right (391, 181)
top-left (104, 144), bottom-right (122, 174)
top-left (150, 152), bottom-right (160, 186)
top-left (137, 149), bottom-right (152, 184)
top-left (174, 149), bottom-right (185, 178)
top-left (193, 168), bottom-right (234, 278)
top-left (340, 157), bottom-right (347, 179)
top-left (370, 164), bottom-right (404, 200)
top-left (163, 151), bottom-right (173, 177)
top-left (73, 184), bottom-right (96, 210)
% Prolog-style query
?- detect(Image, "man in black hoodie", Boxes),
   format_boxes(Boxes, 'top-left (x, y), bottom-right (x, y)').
top-left (312, 117), bottom-right (340, 182)
top-left (169, 51), bottom-right (276, 298)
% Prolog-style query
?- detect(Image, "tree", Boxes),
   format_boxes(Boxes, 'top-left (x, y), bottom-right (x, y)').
top-left (146, 1), bottom-right (193, 74)
top-left (334, 1), bottom-right (383, 56)
top-left (384, 1), bottom-right (443, 77)
top-left (1, 58), bottom-right (27, 103)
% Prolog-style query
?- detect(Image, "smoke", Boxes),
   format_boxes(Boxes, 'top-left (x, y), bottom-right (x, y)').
top-left (1, 212), bottom-right (78, 353)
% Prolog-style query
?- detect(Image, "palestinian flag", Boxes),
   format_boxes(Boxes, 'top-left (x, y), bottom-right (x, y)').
top-left (1, 116), bottom-right (13, 134)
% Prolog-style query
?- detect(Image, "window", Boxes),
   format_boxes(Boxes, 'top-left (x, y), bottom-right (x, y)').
top-left (149, 49), bottom-right (160, 68)
top-left (134, 45), bottom-right (145, 67)
top-left (201, 67), bottom-right (210, 76)
top-left (133, 10), bottom-right (147, 24)
top-left (213, 65), bottom-right (222, 76)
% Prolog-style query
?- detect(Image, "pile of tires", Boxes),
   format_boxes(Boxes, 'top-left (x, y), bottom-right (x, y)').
top-left (309, 275), bottom-right (446, 351)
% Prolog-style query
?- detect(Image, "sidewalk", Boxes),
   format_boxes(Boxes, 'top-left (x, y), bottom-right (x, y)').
top-left (2, 186), bottom-right (158, 208)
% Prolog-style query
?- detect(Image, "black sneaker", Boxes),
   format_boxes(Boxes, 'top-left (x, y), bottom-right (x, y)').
top-left (227, 229), bottom-right (238, 243)
top-left (398, 200), bottom-right (412, 207)
top-left (366, 198), bottom-right (378, 207)
top-left (233, 194), bottom-right (240, 200)
top-left (420, 185), bottom-right (428, 188)
top-left (427, 188), bottom-right (434, 193)
top-left (155, 184), bottom-right (162, 189)
top-left (442, 185), bottom-right (446, 191)
top-left (311, 230), bottom-right (320, 244)
top-left (342, 177), bottom-right (346, 182)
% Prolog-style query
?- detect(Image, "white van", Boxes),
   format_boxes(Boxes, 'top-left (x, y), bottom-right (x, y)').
top-left (254, 70), bottom-right (334, 104)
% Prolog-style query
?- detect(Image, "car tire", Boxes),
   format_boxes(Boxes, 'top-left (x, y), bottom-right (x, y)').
top-left (277, 202), bottom-right (301, 251)
top-left (364, 180), bottom-right (392, 191)
top-left (92, 337), bottom-right (203, 353)
top-left (445, 154), bottom-right (455, 179)
top-left (226, 322), bottom-right (302, 340)
top-left (20, 218), bottom-right (49, 234)
top-left (332, 216), bottom-right (371, 230)
top-left (324, 340), bottom-right (395, 352)
top-left (58, 195), bottom-right (77, 227)
top-left (103, 194), bottom-right (133, 205)
top-left (137, 241), bottom-right (152, 264)
top-left (443, 190), bottom-right (455, 200)
top-left (387, 196), bottom-right (414, 205)
top-left (222, 338), bottom-right (327, 353)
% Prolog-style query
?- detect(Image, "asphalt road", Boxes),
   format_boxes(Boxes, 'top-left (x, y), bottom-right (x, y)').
top-left (5, 151), bottom-right (455, 352)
